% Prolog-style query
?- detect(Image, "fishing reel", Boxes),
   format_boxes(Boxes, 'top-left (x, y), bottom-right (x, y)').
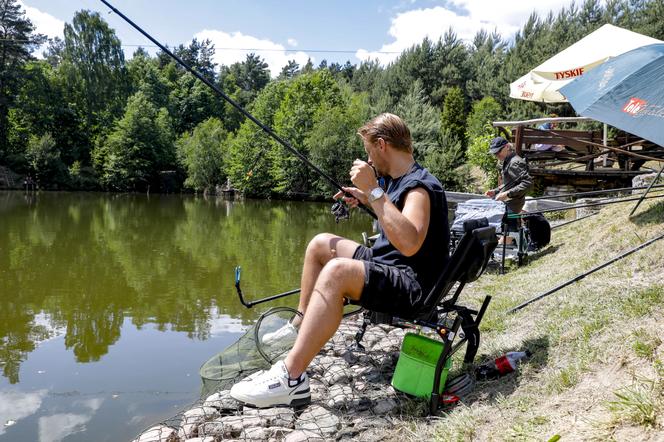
top-left (331, 199), bottom-right (350, 223)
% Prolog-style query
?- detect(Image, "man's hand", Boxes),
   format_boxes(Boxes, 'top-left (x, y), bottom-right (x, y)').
top-left (333, 187), bottom-right (367, 207)
top-left (495, 191), bottom-right (509, 201)
top-left (485, 189), bottom-right (496, 198)
top-left (350, 159), bottom-right (379, 194)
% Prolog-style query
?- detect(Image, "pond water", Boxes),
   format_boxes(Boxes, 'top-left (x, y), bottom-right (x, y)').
top-left (0, 191), bottom-right (371, 442)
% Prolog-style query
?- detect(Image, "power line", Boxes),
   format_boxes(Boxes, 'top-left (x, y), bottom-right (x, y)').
top-left (0, 37), bottom-right (399, 55)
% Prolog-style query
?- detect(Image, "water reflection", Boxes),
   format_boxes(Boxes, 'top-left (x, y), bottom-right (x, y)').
top-left (0, 390), bottom-right (47, 436)
top-left (0, 191), bottom-right (369, 384)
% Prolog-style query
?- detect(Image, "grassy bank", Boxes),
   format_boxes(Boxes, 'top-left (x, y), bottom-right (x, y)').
top-left (414, 198), bottom-right (664, 441)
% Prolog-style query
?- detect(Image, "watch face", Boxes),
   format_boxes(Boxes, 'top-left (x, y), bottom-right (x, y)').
top-left (370, 187), bottom-right (384, 202)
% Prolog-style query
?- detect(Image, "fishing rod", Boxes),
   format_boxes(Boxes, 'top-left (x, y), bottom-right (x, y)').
top-left (99, 0), bottom-right (377, 220)
top-left (508, 190), bottom-right (664, 217)
top-left (527, 183), bottom-right (664, 202)
top-left (507, 229), bottom-right (664, 313)
top-left (549, 212), bottom-right (598, 230)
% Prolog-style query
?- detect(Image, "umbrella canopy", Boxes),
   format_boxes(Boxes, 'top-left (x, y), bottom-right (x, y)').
top-left (560, 43), bottom-right (664, 147)
top-left (510, 24), bottom-right (661, 103)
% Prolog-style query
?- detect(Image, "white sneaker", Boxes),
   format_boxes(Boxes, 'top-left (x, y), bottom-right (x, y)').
top-left (261, 321), bottom-right (298, 346)
top-left (230, 360), bottom-right (310, 408)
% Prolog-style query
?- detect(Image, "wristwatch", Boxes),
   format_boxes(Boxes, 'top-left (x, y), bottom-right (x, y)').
top-left (368, 187), bottom-right (385, 203)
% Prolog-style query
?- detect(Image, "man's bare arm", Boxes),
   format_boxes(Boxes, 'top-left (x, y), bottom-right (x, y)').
top-left (369, 187), bottom-right (430, 256)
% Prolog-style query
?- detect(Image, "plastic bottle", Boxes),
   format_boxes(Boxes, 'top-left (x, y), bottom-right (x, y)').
top-left (475, 350), bottom-right (531, 380)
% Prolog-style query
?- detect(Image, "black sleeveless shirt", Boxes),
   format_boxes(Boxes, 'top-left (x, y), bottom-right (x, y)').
top-left (370, 163), bottom-right (450, 295)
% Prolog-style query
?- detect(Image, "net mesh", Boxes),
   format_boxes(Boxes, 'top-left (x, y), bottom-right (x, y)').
top-left (133, 309), bottom-right (458, 442)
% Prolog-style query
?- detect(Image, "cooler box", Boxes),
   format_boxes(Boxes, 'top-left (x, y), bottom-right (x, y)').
top-left (391, 333), bottom-right (452, 398)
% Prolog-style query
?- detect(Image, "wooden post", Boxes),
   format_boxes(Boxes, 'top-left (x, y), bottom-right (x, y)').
top-left (514, 125), bottom-right (523, 156)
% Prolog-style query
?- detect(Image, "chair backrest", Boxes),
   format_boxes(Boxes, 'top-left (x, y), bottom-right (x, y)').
top-left (419, 218), bottom-right (497, 314)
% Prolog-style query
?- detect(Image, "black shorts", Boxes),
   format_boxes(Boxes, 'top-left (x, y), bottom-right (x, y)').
top-left (352, 245), bottom-right (423, 316)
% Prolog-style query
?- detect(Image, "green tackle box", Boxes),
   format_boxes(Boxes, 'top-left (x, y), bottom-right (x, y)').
top-left (391, 332), bottom-right (452, 398)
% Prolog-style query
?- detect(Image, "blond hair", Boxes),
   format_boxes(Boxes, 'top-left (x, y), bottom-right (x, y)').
top-left (358, 113), bottom-right (413, 153)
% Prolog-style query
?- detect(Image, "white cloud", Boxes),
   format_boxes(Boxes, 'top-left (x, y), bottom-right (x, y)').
top-left (287, 38), bottom-right (298, 47)
top-left (0, 390), bottom-right (48, 436)
top-left (38, 413), bottom-right (90, 442)
top-left (357, 0), bottom-right (579, 65)
top-left (18, 1), bottom-right (64, 39)
top-left (195, 29), bottom-right (311, 77)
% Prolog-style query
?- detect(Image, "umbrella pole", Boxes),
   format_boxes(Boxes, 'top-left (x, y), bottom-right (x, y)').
top-left (629, 164), bottom-right (664, 217)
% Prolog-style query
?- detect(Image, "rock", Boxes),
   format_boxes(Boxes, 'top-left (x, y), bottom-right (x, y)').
top-left (361, 327), bottom-right (387, 348)
top-left (203, 390), bottom-right (239, 410)
top-left (632, 172), bottom-right (660, 190)
top-left (199, 415), bottom-right (263, 439)
top-left (575, 198), bottom-right (603, 218)
top-left (372, 397), bottom-right (398, 415)
top-left (243, 407), bottom-right (296, 428)
top-left (322, 363), bottom-right (353, 385)
top-left (284, 429), bottom-right (326, 442)
top-left (326, 384), bottom-right (359, 409)
top-left (311, 355), bottom-right (339, 375)
top-left (295, 405), bottom-right (340, 436)
top-left (309, 378), bottom-right (327, 397)
top-left (183, 437), bottom-right (215, 442)
top-left (371, 336), bottom-right (401, 353)
top-left (177, 406), bottom-right (220, 439)
top-left (242, 426), bottom-right (293, 440)
top-left (131, 425), bottom-right (178, 442)
top-left (340, 349), bottom-right (359, 365)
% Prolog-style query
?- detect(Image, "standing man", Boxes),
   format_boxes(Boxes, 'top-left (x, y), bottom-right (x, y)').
top-left (485, 136), bottom-right (533, 231)
top-left (230, 113), bottom-right (450, 408)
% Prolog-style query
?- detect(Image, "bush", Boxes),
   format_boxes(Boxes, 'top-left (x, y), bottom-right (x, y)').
top-left (466, 127), bottom-right (498, 189)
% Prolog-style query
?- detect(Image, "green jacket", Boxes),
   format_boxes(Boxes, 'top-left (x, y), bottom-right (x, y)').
top-left (494, 152), bottom-right (533, 213)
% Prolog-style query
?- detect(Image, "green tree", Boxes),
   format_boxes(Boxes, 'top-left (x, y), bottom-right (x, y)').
top-left (218, 53), bottom-right (271, 132)
top-left (0, 0), bottom-right (46, 158)
top-left (92, 91), bottom-right (174, 191)
top-left (226, 80), bottom-right (289, 197)
top-left (25, 133), bottom-right (64, 185)
top-left (173, 38), bottom-right (217, 81)
top-left (60, 10), bottom-right (129, 143)
top-left (278, 60), bottom-right (300, 80)
top-left (305, 86), bottom-right (369, 195)
top-left (393, 80), bottom-right (441, 161)
top-left (423, 129), bottom-right (466, 190)
top-left (9, 61), bottom-right (86, 171)
top-left (176, 118), bottom-right (228, 193)
top-left (467, 130), bottom-right (499, 189)
top-left (170, 74), bottom-right (224, 135)
top-left (466, 97), bottom-right (503, 141)
top-left (440, 86), bottom-right (467, 149)
top-left (466, 30), bottom-right (507, 103)
top-left (270, 71), bottom-right (343, 195)
top-left (127, 48), bottom-right (171, 110)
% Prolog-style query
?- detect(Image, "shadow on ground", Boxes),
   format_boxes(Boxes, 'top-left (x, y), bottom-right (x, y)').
top-left (454, 335), bottom-right (550, 407)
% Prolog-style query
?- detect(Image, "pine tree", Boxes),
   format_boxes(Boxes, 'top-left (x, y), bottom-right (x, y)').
top-left (0, 0), bottom-right (46, 158)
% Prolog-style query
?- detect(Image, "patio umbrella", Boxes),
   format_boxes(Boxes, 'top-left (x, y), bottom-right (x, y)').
top-left (510, 24), bottom-right (661, 103)
top-left (560, 43), bottom-right (664, 147)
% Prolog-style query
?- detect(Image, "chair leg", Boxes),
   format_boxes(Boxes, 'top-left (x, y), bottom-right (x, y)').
top-left (353, 313), bottom-right (370, 350)
top-left (430, 316), bottom-right (462, 415)
top-left (460, 311), bottom-right (479, 364)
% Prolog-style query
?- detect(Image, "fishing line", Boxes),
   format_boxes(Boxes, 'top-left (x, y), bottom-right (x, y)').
top-left (98, 0), bottom-right (376, 220)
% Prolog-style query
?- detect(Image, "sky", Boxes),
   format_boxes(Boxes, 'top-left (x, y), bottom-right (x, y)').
top-left (20, 0), bottom-right (583, 76)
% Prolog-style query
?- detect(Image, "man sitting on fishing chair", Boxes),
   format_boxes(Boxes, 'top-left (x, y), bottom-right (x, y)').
top-left (230, 113), bottom-right (450, 408)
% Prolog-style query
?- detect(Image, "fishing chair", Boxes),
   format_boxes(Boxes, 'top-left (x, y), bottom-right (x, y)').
top-left (234, 219), bottom-right (497, 414)
top-left (351, 218), bottom-right (497, 414)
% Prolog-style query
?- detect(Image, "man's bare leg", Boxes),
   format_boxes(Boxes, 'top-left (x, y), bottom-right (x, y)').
top-left (285, 257), bottom-right (365, 378)
top-left (295, 233), bottom-right (360, 320)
